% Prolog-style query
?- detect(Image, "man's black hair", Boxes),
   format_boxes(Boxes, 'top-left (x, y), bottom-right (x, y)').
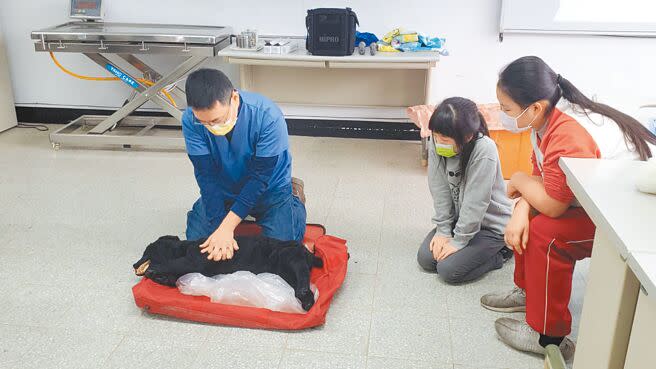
top-left (185, 68), bottom-right (234, 109)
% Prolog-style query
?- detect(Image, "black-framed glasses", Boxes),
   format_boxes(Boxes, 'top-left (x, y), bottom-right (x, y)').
top-left (193, 91), bottom-right (236, 126)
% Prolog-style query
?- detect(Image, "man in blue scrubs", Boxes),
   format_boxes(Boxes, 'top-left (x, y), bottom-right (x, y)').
top-left (182, 68), bottom-right (306, 261)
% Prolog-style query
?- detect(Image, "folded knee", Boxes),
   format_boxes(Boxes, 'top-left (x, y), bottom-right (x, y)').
top-left (417, 252), bottom-right (436, 272)
top-left (435, 263), bottom-right (465, 284)
top-left (438, 271), bottom-right (464, 284)
top-left (529, 215), bottom-right (557, 238)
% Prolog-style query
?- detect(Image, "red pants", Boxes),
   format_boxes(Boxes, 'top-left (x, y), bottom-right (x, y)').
top-left (514, 208), bottom-right (595, 337)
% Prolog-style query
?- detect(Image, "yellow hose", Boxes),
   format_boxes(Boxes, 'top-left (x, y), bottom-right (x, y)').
top-left (49, 52), bottom-right (177, 108)
top-left (138, 80), bottom-right (177, 108)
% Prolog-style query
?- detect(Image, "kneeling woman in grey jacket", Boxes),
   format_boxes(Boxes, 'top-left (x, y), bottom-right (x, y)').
top-left (417, 97), bottom-right (513, 284)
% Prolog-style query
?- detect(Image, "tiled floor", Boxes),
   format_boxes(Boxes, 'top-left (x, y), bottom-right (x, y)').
top-left (0, 126), bottom-right (588, 369)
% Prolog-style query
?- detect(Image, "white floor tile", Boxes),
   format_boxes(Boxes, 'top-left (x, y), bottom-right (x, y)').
top-left (16, 326), bottom-right (124, 369)
top-left (369, 310), bottom-right (452, 364)
top-left (367, 356), bottom-right (452, 369)
top-left (102, 334), bottom-right (201, 369)
top-left (280, 349), bottom-right (367, 369)
top-left (286, 305), bottom-right (372, 355)
top-left (190, 345), bottom-right (283, 369)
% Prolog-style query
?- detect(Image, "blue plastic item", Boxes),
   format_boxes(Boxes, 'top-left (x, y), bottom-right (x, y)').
top-left (354, 31), bottom-right (379, 46)
top-left (418, 34), bottom-right (444, 49)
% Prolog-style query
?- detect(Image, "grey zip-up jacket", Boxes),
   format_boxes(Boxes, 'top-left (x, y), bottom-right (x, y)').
top-left (428, 135), bottom-right (511, 249)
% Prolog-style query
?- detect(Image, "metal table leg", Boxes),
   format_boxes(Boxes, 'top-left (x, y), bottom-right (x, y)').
top-left (117, 54), bottom-right (187, 103)
top-left (84, 54), bottom-right (206, 134)
top-left (83, 53), bottom-right (183, 121)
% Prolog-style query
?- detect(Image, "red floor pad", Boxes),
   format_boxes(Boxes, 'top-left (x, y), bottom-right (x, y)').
top-left (132, 224), bottom-right (348, 330)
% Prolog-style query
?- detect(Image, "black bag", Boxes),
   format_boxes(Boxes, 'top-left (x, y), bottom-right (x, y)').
top-left (306, 7), bottom-right (359, 56)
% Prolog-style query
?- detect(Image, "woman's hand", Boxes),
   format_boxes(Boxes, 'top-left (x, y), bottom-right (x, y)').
top-left (200, 227), bottom-right (239, 261)
top-left (504, 206), bottom-right (530, 255)
top-left (436, 241), bottom-right (458, 261)
top-left (430, 235), bottom-right (451, 260)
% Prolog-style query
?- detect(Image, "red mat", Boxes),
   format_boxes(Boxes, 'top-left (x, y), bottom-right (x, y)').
top-left (132, 224), bottom-right (348, 330)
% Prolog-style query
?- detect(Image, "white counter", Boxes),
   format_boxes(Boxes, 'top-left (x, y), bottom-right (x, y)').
top-left (560, 158), bottom-right (656, 369)
top-left (560, 158), bottom-right (656, 259)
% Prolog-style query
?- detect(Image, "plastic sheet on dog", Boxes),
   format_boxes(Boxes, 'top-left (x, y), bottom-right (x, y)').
top-left (176, 271), bottom-right (319, 314)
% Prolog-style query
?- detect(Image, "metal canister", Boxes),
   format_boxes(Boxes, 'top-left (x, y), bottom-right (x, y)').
top-left (236, 34), bottom-right (247, 48)
top-left (244, 29), bottom-right (258, 49)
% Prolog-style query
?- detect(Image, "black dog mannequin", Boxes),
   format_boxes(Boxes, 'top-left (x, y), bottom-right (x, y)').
top-left (133, 235), bottom-right (323, 311)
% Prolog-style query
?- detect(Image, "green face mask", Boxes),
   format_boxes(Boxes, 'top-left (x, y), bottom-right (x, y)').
top-left (435, 142), bottom-right (457, 158)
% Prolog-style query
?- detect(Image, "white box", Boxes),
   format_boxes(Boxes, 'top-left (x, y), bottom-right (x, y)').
top-left (263, 39), bottom-right (298, 54)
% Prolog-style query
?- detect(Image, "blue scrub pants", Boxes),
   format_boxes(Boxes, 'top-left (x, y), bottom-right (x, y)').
top-left (185, 184), bottom-right (307, 242)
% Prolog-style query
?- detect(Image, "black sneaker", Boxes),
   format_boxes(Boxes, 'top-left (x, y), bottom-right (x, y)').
top-left (500, 247), bottom-right (514, 262)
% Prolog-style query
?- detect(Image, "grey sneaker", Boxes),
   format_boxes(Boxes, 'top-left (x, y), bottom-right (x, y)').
top-left (291, 177), bottom-right (306, 204)
top-left (495, 317), bottom-right (576, 361)
top-left (481, 287), bottom-right (526, 312)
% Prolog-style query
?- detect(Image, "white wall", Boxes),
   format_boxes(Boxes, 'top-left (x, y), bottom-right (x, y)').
top-left (1, 0), bottom-right (655, 115)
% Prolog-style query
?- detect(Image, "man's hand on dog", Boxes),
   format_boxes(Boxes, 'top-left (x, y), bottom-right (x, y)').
top-left (200, 228), bottom-right (240, 261)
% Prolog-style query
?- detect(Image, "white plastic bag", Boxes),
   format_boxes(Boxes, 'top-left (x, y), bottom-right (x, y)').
top-left (176, 271), bottom-right (318, 314)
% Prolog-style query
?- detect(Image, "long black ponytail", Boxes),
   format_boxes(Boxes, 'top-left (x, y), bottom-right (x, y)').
top-left (498, 56), bottom-right (656, 160)
top-left (429, 97), bottom-right (489, 176)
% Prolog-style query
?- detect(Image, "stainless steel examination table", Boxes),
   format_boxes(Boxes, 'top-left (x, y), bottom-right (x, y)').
top-left (31, 22), bottom-right (232, 149)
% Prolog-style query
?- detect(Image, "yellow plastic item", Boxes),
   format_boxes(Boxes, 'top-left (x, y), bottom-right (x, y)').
top-left (378, 44), bottom-right (400, 52)
top-left (381, 28), bottom-right (401, 44)
top-left (396, 33), bottom-right (419, 43)
top-left (48, 52), bottom-right (177, 108)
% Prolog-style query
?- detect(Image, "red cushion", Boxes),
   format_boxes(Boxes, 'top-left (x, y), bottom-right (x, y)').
top-left (131, 224), bottom-right (348, 330)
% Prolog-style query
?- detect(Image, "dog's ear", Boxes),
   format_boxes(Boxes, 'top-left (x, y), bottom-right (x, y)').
top-left (158, 235), bottom-right (181, 241)
top-left (133, 242), bottom-right (156, 270)
top-left (133, 256), bottom-right (149, 271)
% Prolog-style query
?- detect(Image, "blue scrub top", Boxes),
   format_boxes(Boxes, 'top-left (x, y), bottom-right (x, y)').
top-left (181, 90), bottom-right (292, 200)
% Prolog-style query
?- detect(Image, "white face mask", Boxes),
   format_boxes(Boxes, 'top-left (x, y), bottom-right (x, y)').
top-left (499, 106), bottom-right (536, 133)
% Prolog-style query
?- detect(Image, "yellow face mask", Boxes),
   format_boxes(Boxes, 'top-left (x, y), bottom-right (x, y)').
top-left (207, 119), bottom-right (236, 136)
top-left (206, 98), bottom-right (238, 136)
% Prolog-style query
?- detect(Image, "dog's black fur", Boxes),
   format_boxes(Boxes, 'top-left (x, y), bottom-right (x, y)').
top-left (133, 235), bottom-right (323, 311)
